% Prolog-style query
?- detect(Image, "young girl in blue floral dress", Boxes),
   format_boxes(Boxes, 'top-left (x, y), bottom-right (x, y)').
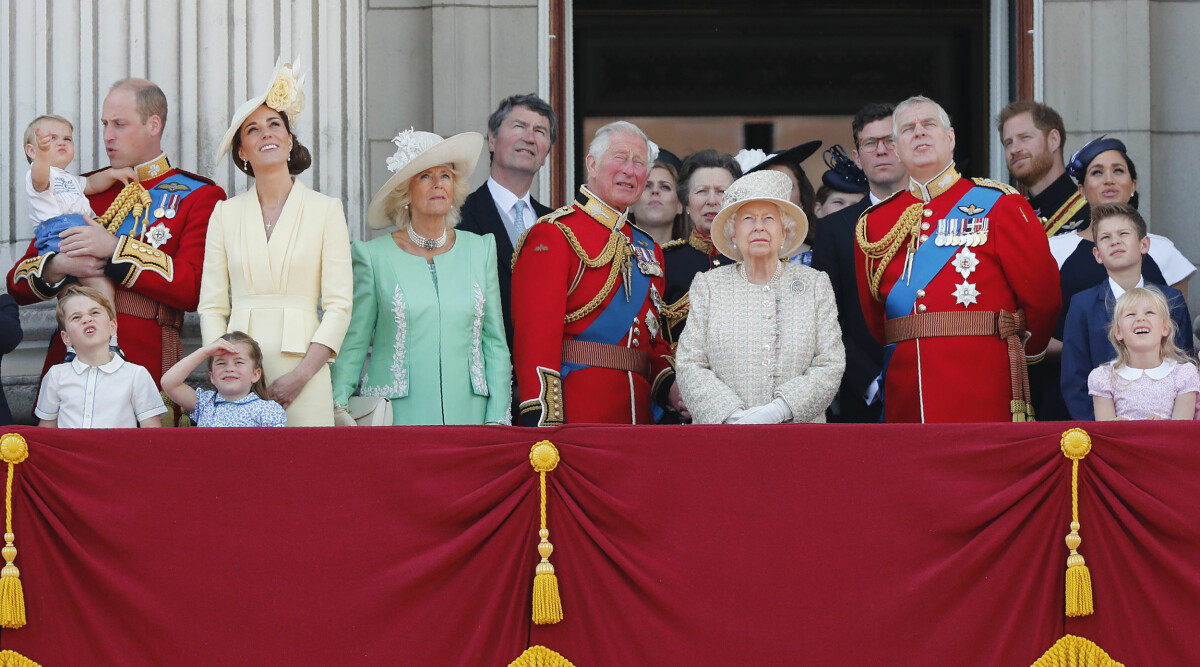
top-left (161, 332), bottom-right (287, 427)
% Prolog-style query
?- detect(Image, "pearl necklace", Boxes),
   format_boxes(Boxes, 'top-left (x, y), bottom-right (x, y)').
top-left (408, 225), bottom-right (447, 250)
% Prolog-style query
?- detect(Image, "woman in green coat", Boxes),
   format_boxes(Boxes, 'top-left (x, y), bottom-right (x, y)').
top-left (331, 129), bottom-right (512, 424)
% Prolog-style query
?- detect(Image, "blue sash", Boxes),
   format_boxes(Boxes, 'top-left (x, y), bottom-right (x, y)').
top-left (113, 172), bottom-right (207, 238)
top-left (562, 226), bottom-right (653, 380)
top-left (876, 185), bottom-right (1002, 419)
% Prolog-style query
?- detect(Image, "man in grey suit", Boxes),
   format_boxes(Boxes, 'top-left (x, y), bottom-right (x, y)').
top-left (458, 95), bottom-right (557, 410)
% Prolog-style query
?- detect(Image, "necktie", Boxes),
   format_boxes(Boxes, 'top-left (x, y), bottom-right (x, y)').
top-left (510, 200), bottom-right (527, 246)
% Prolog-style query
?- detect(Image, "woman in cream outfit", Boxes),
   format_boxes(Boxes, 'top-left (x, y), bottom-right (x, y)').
top-left (199, 58), bottom-right (352, 426)
top-left (676, 170), bottom-right (845, 424)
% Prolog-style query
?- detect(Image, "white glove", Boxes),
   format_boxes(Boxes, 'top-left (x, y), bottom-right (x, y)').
top-left (724, 409), bottom-right (750, 424)
top-left (733, 398), bottom-right (793, 425)
top-left (333, 404), bottom-right (357, 427)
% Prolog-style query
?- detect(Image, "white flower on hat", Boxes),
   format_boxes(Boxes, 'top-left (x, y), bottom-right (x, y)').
top-left (265, 62), bottom-right (306, 123)
top-left (733, 148), bottom-right (771, 174)
top-left (385, 128), bottom-right (442, 174)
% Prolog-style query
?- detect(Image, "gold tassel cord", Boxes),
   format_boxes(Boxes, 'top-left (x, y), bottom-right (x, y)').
top-left (0, 434), bottom-right (29, 629)
top-left (1030, 634), bottom-right (1124, 667)
top-left (529, 440), bottom-right (563, 625)
top-left (94, 182), bottom-right (153, 237)
top-left (1060, 428), bottom-right (1094, 617)
top-left (508, 645), bottom-right (577, 667)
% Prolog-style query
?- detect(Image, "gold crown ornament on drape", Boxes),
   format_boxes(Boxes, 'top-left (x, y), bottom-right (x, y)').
top-left (1060, 428), bottom-right (1094, 617)
top-left (507, 645), bottom-right (577, 667)
top-left (1030, 634), bottom-right (1124, 667)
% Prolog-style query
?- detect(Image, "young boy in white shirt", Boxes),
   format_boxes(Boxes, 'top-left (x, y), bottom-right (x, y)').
top-left (24, 114), bottom-right (136, 309)
top-left (35, 285), bottom-right (166, 428)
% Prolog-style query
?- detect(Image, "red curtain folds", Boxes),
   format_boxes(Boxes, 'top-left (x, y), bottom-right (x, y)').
top-left (0, 422), bottom-right (1197, 666)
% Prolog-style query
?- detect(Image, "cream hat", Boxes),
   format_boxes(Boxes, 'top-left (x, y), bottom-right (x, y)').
top-left (364, 128), bottom-right (484, 229)
top-left (710, 170), bottom-right (809, 261)
top-left (214, 57), bottom-right (307, 166)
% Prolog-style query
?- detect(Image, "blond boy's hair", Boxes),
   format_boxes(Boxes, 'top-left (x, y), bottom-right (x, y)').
top-left (55, 285), bottom-right (116, 331)
top-left (23, 114), bottom-right (74, 164)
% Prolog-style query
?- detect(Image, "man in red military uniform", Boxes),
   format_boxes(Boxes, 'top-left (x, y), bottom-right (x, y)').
top-left (511, 121), bottom-right (679, 425)
top-left (854, 96), bottom-right (1060, 423)
top-left (8, 79), bottom-right (226, 396)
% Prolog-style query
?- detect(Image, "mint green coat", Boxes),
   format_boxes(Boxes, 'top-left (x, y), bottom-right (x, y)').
top-left (330, 233), bottom-right (512, 424)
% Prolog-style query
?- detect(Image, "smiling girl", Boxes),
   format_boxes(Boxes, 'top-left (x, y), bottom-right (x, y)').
top-left (161, 331), bottom-right (286, 427)
top-left (1089, 287), bottom-right (1199, 420)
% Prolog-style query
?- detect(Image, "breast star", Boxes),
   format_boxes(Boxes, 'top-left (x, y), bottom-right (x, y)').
top-left (953, 281), bottom-right (980, 307)
top-left (953, 247), bottom-right (979, 279)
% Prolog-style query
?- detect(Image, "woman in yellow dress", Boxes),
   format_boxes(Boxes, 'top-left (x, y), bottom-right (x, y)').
top-left (198, 58), bottom-right (353, 426)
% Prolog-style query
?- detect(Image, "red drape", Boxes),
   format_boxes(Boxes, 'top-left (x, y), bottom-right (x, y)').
top-left (0, 422), bottom-right (1196, 666)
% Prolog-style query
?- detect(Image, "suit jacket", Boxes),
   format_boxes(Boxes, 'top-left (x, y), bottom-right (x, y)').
top-left (0, 294), bottom-right (23, 426)
top-left (1060, 281), bottom-right (1192, 420)
top-left (457, 182), bottom-right (552, 353)
top-left (811, 197), bottom-right (883, 422)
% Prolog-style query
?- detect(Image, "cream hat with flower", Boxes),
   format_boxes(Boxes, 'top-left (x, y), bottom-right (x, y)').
top-left (364, 128), bottom-right (484, 229)
top-left (711, 170), bottom-right (809, 261)
top-left (214, 56), bottom-right (307, 165)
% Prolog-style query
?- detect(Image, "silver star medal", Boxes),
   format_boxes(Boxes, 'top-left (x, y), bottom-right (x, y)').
top-left (953, 247), bottom-right (979, 279)
top-left (145, 223), bottom-right (173, 248)
top-left (953, 281), bottom-right (980, 307)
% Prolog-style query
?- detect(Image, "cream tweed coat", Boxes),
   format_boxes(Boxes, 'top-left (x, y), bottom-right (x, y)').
top-left (676, 261), bottom-right (845, 424)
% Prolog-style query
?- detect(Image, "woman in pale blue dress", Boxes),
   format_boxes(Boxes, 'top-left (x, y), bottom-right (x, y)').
top-left (330, 129), bottom-right (512, 425)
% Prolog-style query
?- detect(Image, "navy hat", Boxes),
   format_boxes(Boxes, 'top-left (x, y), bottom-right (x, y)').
top-left (655, 147), bottom-right (683, 172)
top-left (1068, 135), bottom-right (1127, 184)
top-left (820, 145), bottom-right (869, 194)
top-left (748, 140), bottom-right (823, 174)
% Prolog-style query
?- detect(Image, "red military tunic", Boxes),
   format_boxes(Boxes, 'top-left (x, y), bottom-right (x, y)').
top-left (853, 164), bottom-right (1060, 423)
top-left (8, 155), bottom-right (226, 387)
top-left (511, 186), bottom-right (674, 426)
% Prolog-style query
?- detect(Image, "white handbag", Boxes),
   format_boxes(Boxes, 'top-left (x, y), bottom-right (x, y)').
top-left (342, 397), bottom-right (393, 426)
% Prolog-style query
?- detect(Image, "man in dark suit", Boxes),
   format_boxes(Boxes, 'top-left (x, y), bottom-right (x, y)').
top-left (458, 94), bottom-right (557, 414)
top-left (810, 103), bottom-right (907, 422)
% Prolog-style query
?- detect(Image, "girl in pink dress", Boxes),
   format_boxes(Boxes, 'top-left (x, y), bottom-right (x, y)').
top-left (1089, 286), bottom-right (1199, 420)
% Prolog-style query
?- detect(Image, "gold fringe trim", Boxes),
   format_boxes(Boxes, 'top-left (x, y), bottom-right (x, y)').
top-left (529, 441), bottom-right (563, 625)
top-left (508, 645), bottom-right (577, 667)
top-left (0, 650), bottom-right (42, 667)
top-left (1060, 429), bottom-right (1094, 617)
top-left (1031, 635), bottom-right (1123, 667)
top-left (0, 434), bottom-right (29, 629)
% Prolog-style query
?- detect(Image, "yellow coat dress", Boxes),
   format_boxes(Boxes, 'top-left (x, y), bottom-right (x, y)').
top-left (198, 180), bottom-right (353, 426)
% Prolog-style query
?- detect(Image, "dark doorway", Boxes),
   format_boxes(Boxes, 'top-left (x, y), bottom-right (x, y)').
top-left (572, 0), bottom-right (992, 182)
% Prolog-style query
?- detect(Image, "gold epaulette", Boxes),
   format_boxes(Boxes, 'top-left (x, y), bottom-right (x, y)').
top-left (512, 205), bottom-right (575, 270)
top-left (972, 177), bottom-right (1019, 195)
top-left (661, 238), bottom-right (687, 251)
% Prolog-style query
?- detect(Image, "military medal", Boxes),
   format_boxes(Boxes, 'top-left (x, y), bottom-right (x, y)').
top-left (634, 245), bottom-right (662, 277)
top-left (153, 193), bottom-right (168, 219)
top-left (953, 247), bottom-right (979, 279)
top-left (164, 193), bottom-right (181, 219)
top-left (953, 281), bottom-right (980, 307)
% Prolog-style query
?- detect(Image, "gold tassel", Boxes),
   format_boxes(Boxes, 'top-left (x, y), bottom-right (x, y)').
top-left (1031, 634), bottom-right (1124, 666)
top-left (1060, 429), bottom-right (1094, 617)
top-left (0, 434), bottom-right (30, 629)
top-left (507, 645), bottom-right (577, 667)
top-left (529, 441), bottom-right (563, 625)
top-left (0, 650), bottom-right (43, 666)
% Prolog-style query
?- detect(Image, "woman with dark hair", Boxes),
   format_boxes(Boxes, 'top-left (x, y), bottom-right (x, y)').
top-left (199, 58), bottom-right (353, 426)
top-left (631, 151), bottom-right (686, 245)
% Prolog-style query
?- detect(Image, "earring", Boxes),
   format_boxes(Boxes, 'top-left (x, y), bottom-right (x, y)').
top-left (404, 204), bottom-right (409, 210)
top-left (243, 159), bottom-right (250, 170)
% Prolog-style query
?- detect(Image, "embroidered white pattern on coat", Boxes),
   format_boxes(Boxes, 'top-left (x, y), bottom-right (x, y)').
top-left (470, 283), bottom-right (489, 396)
top-left (361, 285), bottom-right (409, 397)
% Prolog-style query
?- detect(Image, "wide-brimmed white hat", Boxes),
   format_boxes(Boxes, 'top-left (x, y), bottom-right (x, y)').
top-left (711, 170), bottom-right (809, 261)
top-left (215, 56), bottom-right (307, 166)
top-left (364, 129), bottom-right (484, 229)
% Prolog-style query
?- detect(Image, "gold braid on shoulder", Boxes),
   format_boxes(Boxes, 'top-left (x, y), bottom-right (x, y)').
top-left (855, 202), bottom-right (924, 302)
top-left (94, 183), bottom-right (153, 236)
top-left (554, 222), bottom-right (633, 324)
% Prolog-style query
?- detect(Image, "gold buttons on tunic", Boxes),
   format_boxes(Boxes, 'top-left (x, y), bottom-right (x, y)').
top-left (923, 209), bottom-right (933, 217)
top-left (921, 222), bottom-right (930, 231)
top-left (917, 304), bottom-right (927, 313)
top-left (919, 234), bottom-right (929, 243)
top-left (632, 340), bottom-right (640, 348)
top-left (916, 289), bottom-right (926, 298)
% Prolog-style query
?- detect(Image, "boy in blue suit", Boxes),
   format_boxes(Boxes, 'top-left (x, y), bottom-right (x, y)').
top-left (1061, 202), bottom-right (1193, 419)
